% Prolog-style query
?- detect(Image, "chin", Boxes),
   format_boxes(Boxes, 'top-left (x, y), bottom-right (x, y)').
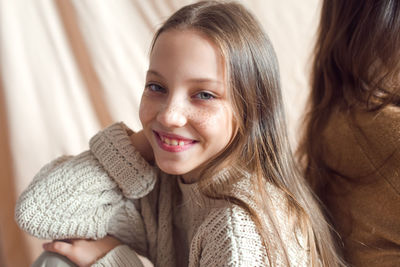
top-left (156, 160), bottom-right (188, 176)
top-left (160, 168), bottom-right (184, 176)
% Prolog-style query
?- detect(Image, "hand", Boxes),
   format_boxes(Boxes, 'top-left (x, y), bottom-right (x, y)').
top-left (43, 235), bottom-right (122, 267)
top-left (130, 130), bottom-right (154, 163)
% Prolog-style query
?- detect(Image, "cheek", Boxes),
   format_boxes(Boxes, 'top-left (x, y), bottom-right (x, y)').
top-left (139, 97), bottom-right (155, 125)
top-left (188, 109), bottom-right (216, 129)
top-left (189, 104), bottom-right (233, 139)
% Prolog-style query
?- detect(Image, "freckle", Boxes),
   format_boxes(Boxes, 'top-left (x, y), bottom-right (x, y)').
top-left (188, 106), bottom-right (225, 129)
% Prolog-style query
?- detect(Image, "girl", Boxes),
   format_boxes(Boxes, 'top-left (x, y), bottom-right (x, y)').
top-left (299, 0), bottom-right (400, 266)
top-left (16, 1), bottom-right (344, 266)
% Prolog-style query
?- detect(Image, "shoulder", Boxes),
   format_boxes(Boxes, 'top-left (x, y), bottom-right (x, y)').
top-left (325, 104), bottom-right (400, 150)
top-left (323, 105), bottom-right (400, 180)
top-left (324, 105), bottom-right (400, 145)
top-left (189, 203), bottom-right (268, 266)
top-left (189, 189), bottom-right (309, 267)
top-left (350, 105), bottom-right (400, 144)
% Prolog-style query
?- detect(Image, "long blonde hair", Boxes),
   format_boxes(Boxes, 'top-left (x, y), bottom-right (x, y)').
top-left (152, 1), bottom-right (345, 266)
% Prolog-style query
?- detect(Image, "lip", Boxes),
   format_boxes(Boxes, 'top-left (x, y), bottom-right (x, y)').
top-left (153, 130), bottom-right (197, 152)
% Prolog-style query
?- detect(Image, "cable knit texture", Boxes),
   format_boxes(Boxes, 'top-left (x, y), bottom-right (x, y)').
top-left (15, 122), bottom-right (310, 266)
top-left (89, 122), bottom-right (156, 198)
top-left (93, 245), bottom-right (144, 267)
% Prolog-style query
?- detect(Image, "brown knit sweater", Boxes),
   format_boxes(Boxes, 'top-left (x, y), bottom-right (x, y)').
top-left (321, 105), bottom-right (400, 266)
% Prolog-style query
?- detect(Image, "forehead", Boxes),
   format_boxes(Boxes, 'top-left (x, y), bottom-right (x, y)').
top-left (149, 29), bottom-right (226, 83)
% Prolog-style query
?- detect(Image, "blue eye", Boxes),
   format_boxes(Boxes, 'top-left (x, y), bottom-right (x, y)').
top-left (147, 83), bottom-right (165, 93)
top-left (194, 92), bottom-right (215, 100)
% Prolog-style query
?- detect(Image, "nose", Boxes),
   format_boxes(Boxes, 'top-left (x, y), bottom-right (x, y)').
top-left (156, 100), bottom-right (187, 128)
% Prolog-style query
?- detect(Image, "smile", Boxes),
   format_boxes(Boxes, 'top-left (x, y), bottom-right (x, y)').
top-left (153, 130), bottom-right (197, 152)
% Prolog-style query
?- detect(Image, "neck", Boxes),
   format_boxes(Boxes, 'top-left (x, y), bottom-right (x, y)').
top-left (181, 171), bottom-right (200, 184)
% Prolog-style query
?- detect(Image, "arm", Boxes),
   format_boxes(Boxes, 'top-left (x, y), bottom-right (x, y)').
top-left (15, 151), bottom-right (121, 240)
top-left (92, 244), bottom-right (145, 267)
top-left (15, 122), bottom-right (156, 256)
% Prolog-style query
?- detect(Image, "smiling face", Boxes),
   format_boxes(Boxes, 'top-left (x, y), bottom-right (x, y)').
top-left (139, 29), bottom-right (235, 183)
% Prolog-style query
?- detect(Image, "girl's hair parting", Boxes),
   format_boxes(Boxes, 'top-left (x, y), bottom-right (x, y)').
top-left (299, 0), bottom-right (400, 196)
top-left (152, 1), bottom-right (346, 266)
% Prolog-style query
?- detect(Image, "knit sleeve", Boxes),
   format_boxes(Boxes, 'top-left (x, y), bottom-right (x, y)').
top-left (15, 151), bottom-right (126, 239)
top-left (93, 245), bottom-right (145, 267)
top-left (189, 206), bottom-right (269, 267)
top-left (15, 123), bottom-right (157, 257)
top-left (89, 122), bottom-right (156, 199)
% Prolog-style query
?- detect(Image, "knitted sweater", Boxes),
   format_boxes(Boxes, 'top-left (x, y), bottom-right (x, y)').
top-left (15, 122), bottom-right (309, 266)
top-left (321, 106), bottom-right (400, 266)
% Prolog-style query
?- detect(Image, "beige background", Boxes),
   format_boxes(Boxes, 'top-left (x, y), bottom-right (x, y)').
top-left (0, 0), bottom-right (320, 266)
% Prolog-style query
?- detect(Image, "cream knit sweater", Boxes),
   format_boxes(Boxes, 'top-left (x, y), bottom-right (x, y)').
top-left (15, 123), bottom-right (309, 266)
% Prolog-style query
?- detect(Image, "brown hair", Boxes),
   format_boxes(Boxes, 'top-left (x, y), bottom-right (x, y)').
top-left (152, 1), bottom-right (345, 266)
top-left (299, 0), bottom-right (400, 195)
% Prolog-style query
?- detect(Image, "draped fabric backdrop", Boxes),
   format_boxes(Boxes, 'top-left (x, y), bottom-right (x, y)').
top-left (0, 0), bottom-right (319, 266)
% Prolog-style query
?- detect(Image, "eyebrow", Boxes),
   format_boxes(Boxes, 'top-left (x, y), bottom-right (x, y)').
top-left (146, 70), bottom-right (223, 85)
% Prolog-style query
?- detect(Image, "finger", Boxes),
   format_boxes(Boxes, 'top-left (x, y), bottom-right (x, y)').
top-left (43, 241), bottom-right (73, 257)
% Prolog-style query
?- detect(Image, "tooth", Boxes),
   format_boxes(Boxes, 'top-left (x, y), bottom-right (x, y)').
top-left (165, 138), bottom-right (171, 145)
top-left (171, 139), bottom-right (178, 146)
top-left (179, 141), bottom-right (184, 146)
